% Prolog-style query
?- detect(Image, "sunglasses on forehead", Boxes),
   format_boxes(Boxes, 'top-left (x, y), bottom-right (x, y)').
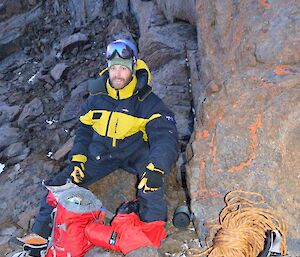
top-left (106, 41), bottom-right (134, 60)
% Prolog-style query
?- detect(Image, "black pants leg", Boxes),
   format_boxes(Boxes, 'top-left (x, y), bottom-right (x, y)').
top-left (122, 146), bottom-right (168, 222)
top-left (31, 159), bottom-right (118, 238)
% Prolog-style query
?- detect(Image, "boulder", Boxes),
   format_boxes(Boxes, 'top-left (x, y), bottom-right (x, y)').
top-left (68, 0), bottom-right (104, 28)
top-left (113, 0), bottom-right (129, 16)
top-left (3, 142), bottom-right (30, 165)
top-left (50, 63), bottom-right (69, 82)
top-left (0, 4), bottom-right (42, 60)
top-left (59, 95), bottom-right (83, 123)
top-left (130, 0), bottom-right (155, 35)
top-left (186, 0), bottom-right (300, 249)
top-left (0, 155), bottom-right (60, 226)
top-left (0, 124), bottom-right (20, 150)
top-left (152, 59), bottom-right (192, 140)
top-left (139, 23), bottom-right (197, 71)
top-left (0, 103), bottom-right (20, 124)
top-left (17, 98), bottom-right (44, 127)
top-left (156, 0), bottom-right (197, 25)
top-left (59, 33), bottom-right (89, 54)
top-left (255, 2), bottom-right (300, 64)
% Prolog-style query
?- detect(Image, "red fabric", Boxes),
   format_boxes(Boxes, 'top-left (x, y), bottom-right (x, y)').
top-left (112, 213), bottom-right (166, 253)
top-left (85, 222), bottom-right (120, 251)
top-left (45, 203), bottom-right (102, 257)
top-left (46, 191), bottom-right (58, 207)
top-left (85, 213), bottom-right (166, 255)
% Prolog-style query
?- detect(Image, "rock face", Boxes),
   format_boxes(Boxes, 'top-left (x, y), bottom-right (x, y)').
top-left (182, 0), bottom-right (300, 253)
top-left (0, 0), bottom-right (300, 256)
top-left (0, 3), bottom-right (42, 61)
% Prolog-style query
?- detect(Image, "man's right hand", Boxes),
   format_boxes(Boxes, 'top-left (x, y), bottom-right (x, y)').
top-left (70, 154), bottom-right (87, 184)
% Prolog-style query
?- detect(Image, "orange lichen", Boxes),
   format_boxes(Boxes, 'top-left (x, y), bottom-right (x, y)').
top-left (196, 130), bottom-right (210, 139)
top-left (209, 133), bottom-right (217, 175)
top-left (228, 114), bottom-right (262, 172)
top-left (259, 0), bottom-right (270, 9)
top-left (274, 64), bottom-right (300, 75)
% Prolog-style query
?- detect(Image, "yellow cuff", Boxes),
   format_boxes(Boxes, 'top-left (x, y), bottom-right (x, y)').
top-left (71, 154), bottom-right (87, 163)
top-left (146, 163), bottom-right (164, 174)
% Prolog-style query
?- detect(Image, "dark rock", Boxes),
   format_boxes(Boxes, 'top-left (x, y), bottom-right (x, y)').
top-left (0, 156), bottom-right (60, 227)
top-left (6, 150), bottom-right (30, 165)
top-left (0, 4), bottom-right (42, 61)
top-left (17, 98), bottom-right (43, 127)
top-left (59, 95), bottom-right (83, 122)
top-left (3, 142), bottom-right (29, 159)
top-left (7, 91), bottom-right (24, 105)
top-left (85, 247), bottom-right (112, 257)
top-left (113, 0), bottom-right (129, 16)
top-left (38, 74), bottom-right (55, 86)
top-left (0, 124), bottom-right (20, 150)
top-left (59, 33), bottom-right (89, 54)
top-left (151, 59), bottom-right (192, 139)
top-left (107, 19), bottom-right (132, 40)
top-left (156, 0), bottom-right (197, 25)
top-left (186, 49), bottom-right (205, 110)
top-left (0, 103), bottom-right (20, 124)
top-left (125, 247), bottom-right (160, 257)
top-left (68, 0), bottom-right (104, 28)
top-left (70, 81), bottom-right (88, 98)
top-left (130, 0), bottom-right (157, 35)
top-left (50, 63), bottom-right (69, 82)
top-left (50, 88), bottom-right (67, 102)
top-left (0, 51), bottom-right (26, 74)
top-left (139, 23), bottom-right (197, 70)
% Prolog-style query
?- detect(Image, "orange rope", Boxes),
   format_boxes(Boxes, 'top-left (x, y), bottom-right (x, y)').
top-left (188, 190), bottom-right (288, 257)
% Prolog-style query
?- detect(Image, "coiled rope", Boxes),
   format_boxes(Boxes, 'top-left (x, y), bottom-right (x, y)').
top-left (188, 190), bottom-right (288, 257)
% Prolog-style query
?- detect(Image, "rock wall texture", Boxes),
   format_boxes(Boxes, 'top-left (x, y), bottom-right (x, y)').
top-left (135, 0), bottom-right (300, 254)
top-left (156, 0), bottom-right (299, 254)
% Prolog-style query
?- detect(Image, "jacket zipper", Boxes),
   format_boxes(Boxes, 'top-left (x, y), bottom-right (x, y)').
top-left (115, 119), bottom-right (118, 134)
top-left (112, 118), bottom-right (118, 147)
top-left (105, 112), bottom-right (113, 136)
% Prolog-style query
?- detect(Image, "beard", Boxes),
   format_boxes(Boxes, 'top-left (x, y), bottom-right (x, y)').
top-left (110, 76), bottom-right (132, 89)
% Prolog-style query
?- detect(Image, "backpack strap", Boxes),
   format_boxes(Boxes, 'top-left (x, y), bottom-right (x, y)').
top-left (135, 69), bottom-right (152, 101)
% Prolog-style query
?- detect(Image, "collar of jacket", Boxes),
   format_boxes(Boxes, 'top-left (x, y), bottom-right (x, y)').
top-left (106, 75), bottom-right (137, 100)
top-left (88, 59), bottom-right (153, 101)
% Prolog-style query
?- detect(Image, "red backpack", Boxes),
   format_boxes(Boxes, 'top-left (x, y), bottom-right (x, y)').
top-left (44, 183), bottom-right (103, 257)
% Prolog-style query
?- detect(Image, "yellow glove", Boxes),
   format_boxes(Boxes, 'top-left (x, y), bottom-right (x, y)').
top-left (138, 163), bottom-right (164, 192)
top-left (70, 154), bottom-right (87, 184)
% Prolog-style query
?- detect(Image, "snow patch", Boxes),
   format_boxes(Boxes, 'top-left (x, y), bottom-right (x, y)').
top-left (0, 163), bottom-right (5, 173)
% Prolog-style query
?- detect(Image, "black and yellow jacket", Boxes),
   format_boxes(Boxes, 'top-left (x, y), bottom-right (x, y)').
top-left (69, 60), bottom-right (178, 174)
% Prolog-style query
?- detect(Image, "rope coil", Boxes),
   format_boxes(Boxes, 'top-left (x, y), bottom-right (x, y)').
top-left (188, 190), bottom-right (288, 257)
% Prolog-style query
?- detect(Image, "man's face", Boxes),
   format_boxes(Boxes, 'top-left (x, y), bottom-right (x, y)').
top-left (109, 65), bottom-right (133, 89)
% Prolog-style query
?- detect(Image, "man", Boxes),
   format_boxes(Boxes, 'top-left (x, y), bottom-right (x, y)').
top-left (12, 38), bottom-right (178, 248)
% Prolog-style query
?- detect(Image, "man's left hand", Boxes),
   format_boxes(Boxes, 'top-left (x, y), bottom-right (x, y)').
top-left (138, 163), bottom-right (164, 192)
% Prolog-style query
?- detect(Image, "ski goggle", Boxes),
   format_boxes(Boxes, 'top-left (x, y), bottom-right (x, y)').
top-left (106, 41), bottom-right (134, 60)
